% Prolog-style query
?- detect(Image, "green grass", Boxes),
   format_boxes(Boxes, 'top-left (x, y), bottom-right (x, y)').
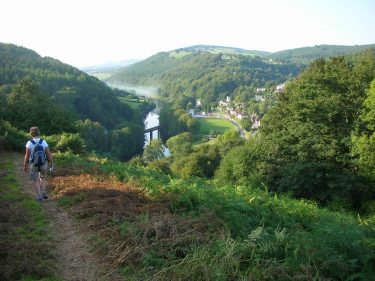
top-left (117, 96), bottom-right (145, 109)
top-left (58, 193), bottom-right (86, 206)
top-left (0, 156), bottom-right (60, 281)
top-left (53, 152), bottom-right (375, 280)
top-left (197, 118), bottom-right (237, 135)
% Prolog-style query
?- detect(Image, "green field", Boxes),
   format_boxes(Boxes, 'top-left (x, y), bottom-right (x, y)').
top-left (117, 96), bottom-right (145, 109)
top-left (198, 118), bottom-right (237, 135)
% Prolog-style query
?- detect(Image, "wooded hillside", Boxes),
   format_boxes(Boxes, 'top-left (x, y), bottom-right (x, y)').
top-left (0, 43), bottom-right (133, 129)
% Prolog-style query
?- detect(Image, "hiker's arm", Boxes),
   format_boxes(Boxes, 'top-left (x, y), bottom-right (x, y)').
top-left (45, 147), bottom-right (54, 167)
top-left (23, 148), bottom-right (30, 171)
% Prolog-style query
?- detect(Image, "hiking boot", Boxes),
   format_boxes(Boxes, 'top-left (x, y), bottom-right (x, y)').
top-left (42, 192), bottom-right (48, 200)
top-left (36, 196), bottom-right (43, 202)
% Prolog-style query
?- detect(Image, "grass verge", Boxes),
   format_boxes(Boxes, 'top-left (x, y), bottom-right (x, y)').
top-left (51, 153), bottom-right (375, 281)
top-left (0, 157), bottom-right (60, 281)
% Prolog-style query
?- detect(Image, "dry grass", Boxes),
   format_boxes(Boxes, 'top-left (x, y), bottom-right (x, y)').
top-left (48, 168), bottom-right (227, 280)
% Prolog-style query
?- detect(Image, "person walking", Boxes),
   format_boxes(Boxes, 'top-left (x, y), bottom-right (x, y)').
top-left (23, 126), bottom-right (54, 201)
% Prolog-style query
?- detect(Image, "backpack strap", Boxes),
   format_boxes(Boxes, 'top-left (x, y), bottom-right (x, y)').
top-left (38, 139), bottom-right (43, 145)
top-left (30, 139), bottom-right (36, 145)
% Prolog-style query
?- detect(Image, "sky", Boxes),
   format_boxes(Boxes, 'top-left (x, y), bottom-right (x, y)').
top-left (1, 0), bottom-right (374, 68)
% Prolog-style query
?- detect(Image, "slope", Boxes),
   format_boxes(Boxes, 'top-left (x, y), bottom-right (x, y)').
top-left (270, 43), bottom-right (375, 64)
top-left (0, 43), bottom-right (133, 129)
top-left (31, 152), bottom-right (375, 280)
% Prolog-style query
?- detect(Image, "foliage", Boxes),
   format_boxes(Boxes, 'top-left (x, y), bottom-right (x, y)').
top-left (46, 133), bottom-right (85, 154)
top-left (110, 121), bottom-right (145, 161)
top-left (143, 139), bottom-right (165, 162)
top-left (0, 43), bottom-right (135, 129)
top-left (108, 50), bottom-right (303, 107)
top-left (269, 43), bottom-right (375, 64)
top-left (53, 153), bottom-right (375, 280)
top-left (170, 144), bottom-right (221, 178)
top-left (258, 53), bottom-right (375, 208)
top-left (75, 119), bottom-right (108, 153)
top-left (166, 132), bottom-right (192, 156)
top-left (159, 104), bottom-right (199, 140)
top-left (215, 140), bottom-right (263, 186)
top-left (0, 119), bottom-right (28, 151)
top-left (2, 77), bottom-right (76, 134)
top-left (352, 78), bottom-right (375, 180)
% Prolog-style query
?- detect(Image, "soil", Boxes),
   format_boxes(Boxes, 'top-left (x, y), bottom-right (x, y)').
top-left (12, 154), bottom-right (119, 281)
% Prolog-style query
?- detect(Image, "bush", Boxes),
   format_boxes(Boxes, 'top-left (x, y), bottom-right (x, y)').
top-left (46, 133), bottom-right (85, 154)
top-left (0, 119), bottom-right (28, 151)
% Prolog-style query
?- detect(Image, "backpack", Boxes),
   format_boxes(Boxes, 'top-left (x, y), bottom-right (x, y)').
top-left (30, 139), bottom-right (47, 166)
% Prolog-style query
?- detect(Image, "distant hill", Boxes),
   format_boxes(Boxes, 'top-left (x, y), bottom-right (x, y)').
top-left (269, 44), bottom-right (375, 64)
top-left (106, 45), bottom-right (302, 104)
top-left (178, 45), bottom-right (270, 57)
top-left (0, 43), bottom-right (133, 129)
top-left (106, 44), bottom-right (375, 105)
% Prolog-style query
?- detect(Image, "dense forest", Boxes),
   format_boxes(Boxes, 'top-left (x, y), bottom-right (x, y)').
top-left (270, 43), bottom-right (375, 64)
top-left (0, 43), bottom-right (147, 160)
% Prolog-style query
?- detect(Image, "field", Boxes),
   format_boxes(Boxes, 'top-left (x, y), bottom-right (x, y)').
top-left (117, 96), bottom-right (146, 109)
top-left (197, 118), bottom-right (237, 135)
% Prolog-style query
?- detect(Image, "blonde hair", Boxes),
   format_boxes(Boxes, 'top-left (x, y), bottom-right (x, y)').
top-left (29, 127), bottom-right (40, 137)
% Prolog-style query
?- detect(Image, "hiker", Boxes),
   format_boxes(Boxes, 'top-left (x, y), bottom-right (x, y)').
top-left (23, 126), bottom-right (54, 201)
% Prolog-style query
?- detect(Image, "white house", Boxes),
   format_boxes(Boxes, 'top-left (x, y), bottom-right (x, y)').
top-left (256, 88), bottom-right (266, 93)
top-left (276, 83), bottom-right (285, 93)
top-left (254, 95), bottom-right (265, 102)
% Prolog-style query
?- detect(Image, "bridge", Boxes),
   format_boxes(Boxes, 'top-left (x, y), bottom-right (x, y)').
top-left (144, 125), bottom-right (160, 141)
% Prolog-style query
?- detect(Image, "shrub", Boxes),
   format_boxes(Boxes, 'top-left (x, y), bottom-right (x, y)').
top-left (46, 133), bottom-right (85, 154)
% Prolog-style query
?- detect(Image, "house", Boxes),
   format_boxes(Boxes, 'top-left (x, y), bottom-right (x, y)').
top-left (254, 95), bottom-right (264, 102)
top-left (237, 112), bottom-right (248, 120)
top-left (256, 88), bottom-right (266, 93)
top-left (276, 83), bottom-right (285, 93)
top-left (251, 112), bottom-right (261, 129)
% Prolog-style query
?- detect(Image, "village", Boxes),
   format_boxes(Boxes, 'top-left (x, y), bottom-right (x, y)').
top-left (191, 83), bottom-right (285, 131)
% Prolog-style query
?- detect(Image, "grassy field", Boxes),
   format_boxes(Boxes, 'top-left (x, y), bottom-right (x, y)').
top-left (117, 96), bottom-right (146, 109)
top-left (197, 118), bottom-right (237, 135)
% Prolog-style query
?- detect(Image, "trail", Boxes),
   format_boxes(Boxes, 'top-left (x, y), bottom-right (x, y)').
top-left (12, 154), bottom-right (115, 281)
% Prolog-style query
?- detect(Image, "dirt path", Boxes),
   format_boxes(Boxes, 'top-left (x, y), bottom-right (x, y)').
top-left (12, 154), bottom-right (116, 281)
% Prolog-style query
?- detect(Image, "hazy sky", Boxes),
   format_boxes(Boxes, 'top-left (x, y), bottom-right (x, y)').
top-left (1, 0), bottom-right (374, 67)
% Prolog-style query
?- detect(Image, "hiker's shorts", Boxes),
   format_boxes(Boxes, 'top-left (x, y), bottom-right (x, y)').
top-left (29, 162), bottom-right (48, 181)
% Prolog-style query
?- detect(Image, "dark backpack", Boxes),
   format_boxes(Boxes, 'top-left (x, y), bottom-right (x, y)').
top-left (30, 139), bottom-right (47, 166)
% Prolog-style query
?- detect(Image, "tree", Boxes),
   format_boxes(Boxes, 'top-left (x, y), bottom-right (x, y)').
top-left (166, 132), bottom-right (192, 156)
top-left (352, 78), bottom-right (375, 180)
top-left (143, 139), bottom-right (164, 162)
top-left (258, 54), bottom-right (375, 207)
top-left (4, 77), bottom-right (76, 134)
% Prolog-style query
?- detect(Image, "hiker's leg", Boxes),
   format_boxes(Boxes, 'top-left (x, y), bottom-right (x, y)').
top-left (30, 165), bottom-right (42, 198)
top-left (40, 162), bottom-right (48, 198)
top-left (40, 175), bottom-right (46, 194)
top-left (33, 174), bottom-right (42, 198)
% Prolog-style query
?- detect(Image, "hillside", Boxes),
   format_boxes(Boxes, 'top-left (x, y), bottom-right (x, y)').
top-left (106, 44), bottom-right (375, 107)
top-left (107, 49), bottom-right (302, 106)
top-left (270, 43), bottom-right (375, 64)
top-left (0, 43), bottom-right (133, 129)
top-left (2, 152), bottom-right (374, 280)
